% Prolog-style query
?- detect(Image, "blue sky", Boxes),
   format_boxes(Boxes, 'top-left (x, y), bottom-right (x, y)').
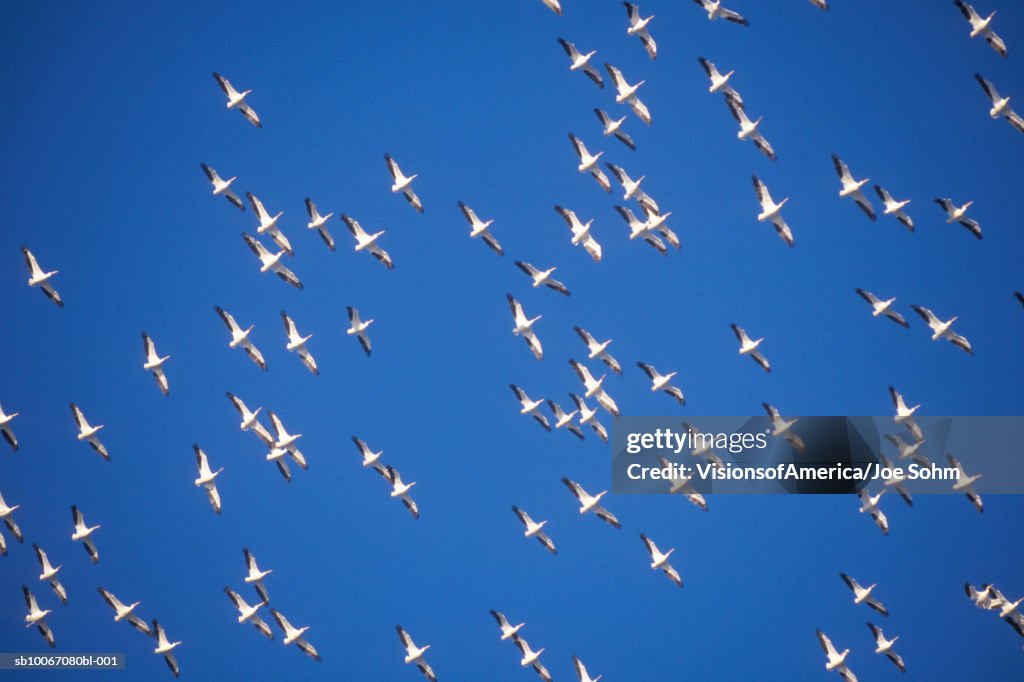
top-left (1, 0), bottom-right (1023, 679)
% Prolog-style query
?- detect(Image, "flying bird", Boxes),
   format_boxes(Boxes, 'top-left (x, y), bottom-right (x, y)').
top-left (547, 400), bottom-right (585, 440)
top-left (816, 629), bottom-right (857, 682)
top-left (242, 232), bottom-right (303, 289)
top-left (304, 197), bottom-right (335, 251)
top-left (346, 306), bottom-right (374, 357)
top-left (613, 205), bottom-right (667, 255)
top-left (573, 655), bottom-right (602, 682)
top-left (640, 533), bottom-right (683, 587)
top-left (215, 307), bottom-right (267, 370)
top-left (141, 332), bottom-right (170, 396)
top-left (974, 74), bottom-right (1024, 134)
top-left (604, 63), bottom-right (651, 124)
top-left (243, 548), bottom-right (272, 604)
top-left (200, 163), bottom-right (244, 210)
top-left (954, 1), bottom-right (1008, 57)
top-left (32, 544), bottom-right (67, 604)
top-left (605, 163), bottom-right (658, 211)
top-left (0, 490), bottom-right (23, 544)
top-left (879, 454), bottom-right (914, 506)
top-left (731, 324), bottom-right (771, 373)
top-left (934, 198), bottom-right (982, 240)
top-left (593, 108), bottom-right (636, 150)
top-left (225, 587), bottom-right (273, 639)
top-left (515, 261), bottom-right (570, 296)
top-left (193, 444), bottom-right (223, 515)
top-left (352, 436), bottom-right (383, 469)
top-left (226, 393), bottom-right (274, 445)
top-left (490, 609), bottom-right (525, 640)
top-left (557, 39), bottom-right (603, 88)
top-left (71, 505), bottom-right (100, 563)
top-left (964, 582), bottom-right (1000, 610)
top-left (727, 99), bottom-right (776, 160)
top-left (636, 361), bottom-right (686, 405)
top-left (762, 403), bottom-right (805, 454)
top-left (377, 465), bottom-right (420, 519)
top-left (554, 205), bottom-right (602, 262)
top-left (385, 153), bottom-right (423, 213)
top-left (511, 384), bottom-right (551, 432)
top-left (752, 175), bottom-right (794, 247)
top-left (397, 625), bottom-right (435, 681)
top-left (624, 3), bottom-right (657, 60)
top-left (271, 609), bottom-right (321, 661)
top-left (840, 572), bottom-right (889, 616)
top-left (885, 434), bottom-right (929, 467)
top-left (511, 506), bottom-right (557, 554)
top-left (858, 490), bottom-right (889, 536)
top-left (247, 191), bottom-right (293, 256)
top-left (697, 57), bottom-right (742, 106)
top-left (810, 0), bottom-right (829, 10)
top-left (947, 453), bottom-right (983, 513)
top-left (457, 201), bottom-right (504, 255)
top-left (0, 403), bottom-right (18, 451)
top-left (213, 72), bottom-right (261, 127)
top-left (888, 386), bottom-right (923, 441)
top-left (562, 477), bottom-right (621, 528)
top-left (657, 455), bottom-right (709, 510)
top-left (507, 294), bottom-right (544, 360)
top-left (855, 289), bottom-right (909, 328)
top-left (512, 634), bottom-right (552, 682)
top-left (23, 585), bottom-right (55, 648)
top-left (70, 403), bottom-right (109, 461)
top-left (151, 620), bottom-right (182, 677)
top-left (569, 393), bottom-right (609, 442)
top-left (693, 0), bottom-right (750, 25)
top-left (281, 311), bottom-right (319, 375)
top-left (541, 0), bottom-right (562, 15)
top-left (873, 186), bottom-right (914, 231)
top-left (341, 214), bottom-right (394, 269)
top-left (911, 305), bottom-right (974, 355)
top-left (568, 133), bottom-right (612, 192)
top-left (21, 247), bottom-right (64, 308)
top-left (569, 359), bottom-right (620, 416)
top-left (640, 203), bottom-right (679, 250)
top-left (267, 411), bottom-right (307, 471)
top-left (867, 622), bottom-right (906, 673)
top-left (98, 587), bottom-right (151, 635)
top-left (831, 155), bottom-right (876, 221)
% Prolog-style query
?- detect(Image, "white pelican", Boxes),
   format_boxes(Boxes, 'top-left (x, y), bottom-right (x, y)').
top-left (569, 359), bottom-right (620, 416)
top-left (840, 572), bottom-right (889, 616)
top-left (911, 305), bottom-right (974, 355)
top-left (640, 533), bottom-right (683, 587)
top-left (397, 626), bottom-right (435, 680)
top-left (888, 386), bottom-right (923, 441)
top-left (341, 214), bottom-right (394, 269)
top-left (98, 587), bottom-right (151, 635)
top-left (385, 153), bottom-right (423, 213)
top-left (697, 57), bottom-right (742, 106)
top-left (542, 0), bottom-right (561, 15)
top-left (855, 289), bottom-right (909, 328)
top-left (640, 203), bottom-right (679, 249)
top-left (933, 198), bottom-right (982, 240)
top-left (954, 1), bottom-right (1007, 57)
top-left (224, 587), bottom-right (273, 639)
top-left (816, 630), bottom-right (857, 682)
top-left (242, 232), bottom-right (303, 289)
top-left (193, 444), bottom-right (223, 515)
top-left (511, 384), bottom-right (551, 432)
top-left (681, 422), bottom-right (717, 460)
top-left (281, 311), bottom-right (319, 375)
top-left (243, 548), bottom-right (272, 604)
top-left (636, 362), bottom-right (686, 405)
top-left (993, 588), bottom-right (1024, 621)
top-left (378, 465), bottom-right (420, 519)
top-left (964, 582), bottom-right (998, 609)
top-left (268, 411), bottom-right (307, 470)
top-left (21, 247), bottom-right (64, 308)
top-left (873, 185), bottom-right (914, 231)
top-left (547, 400), bottom-right (585, 440)
top-left (728, 99), bottom-right (776, 160)
top-left (657, 455), bottom-right (708, 510)
top-left (573, 655), bottom-right (602, 682)
top-left (0, 402), bottom-right (18, 451)
top-left (554, 205), bottom-right (602, 262)
top-left (885, 434), bottom-right (929, 467)
top-left (213, 72), bottom-right (261, 127)
top-left (604, 63), bottom-right (651, 124)
top-left (71, 505), bottom-right (100, 563)
top-left (731, 324), bottom-right (771, 373)
top-left (568, 133), bottom-right (611, 192)
top-left (271, 609), bottom-right (320, 661)
top-left (947, 453), bottom-right (983, 513)
top-left (512, 634), bottom-right (552, 682)
top-left (515, 261), bottom-right (570, 296)
top-left (346, 306), bottom-right (374, 357)
top-left (70, 402), bottom-right (109, 461)
top-left (352, 436), bottom-right (383, 469)
top-left (141, 332), bottom-right (170, 396)
top-left (304, 197), bottom-right (335, 251)
top-left (490, 609), bottom-right (525, 641)
top-left (975, 74), bottom-right (1024, 133)
top-left (200, 163), bottom-right (244, 210)
top-left (0, 490), bottom-right (23, 545)
top-left (457, 201), bottom-right (503, 255)
top-left (246, 191), bottom-right (293, 256)
top-left (605, 162), bottom-right (658, 211)
top-left (569, 393), bottom-right (609, 442)
top-left (562, 477), bottom-right (621, 528)
top-left (879, 454), bottom-right (913, 506)
top-left (23, 585), bottom-right (55, 648)
top-left (867, 623), bottom-right (906, 673)
top-left (593, 109), bottom-right (636, 150)
top-left (507, 294), bottom-right (544, 360)
top-left (613, 205), bottom-right (666, 255)
top-left (511, 506), bottom-right (557, 554)
top-left (624, 3), bottom-right (657, 60)
top-left (858, 489), bottom-right (889, 536)
top-left (762, 403), bottom-right (805, 454)
top-left (557, 39), bottom-right (603, 88)
top-left (694, 0), bottom-right (749, 25)
top-left (831, 155), bottom-right (876, 221)
top-left (226, 392), bottom-right (274, 445)
top-left (32, 544), bottom-right (67, 604)
top-left (810, 0), bottom-right (829, 10)
top-left (752, 175), bottom-right (794, 246)
top-left (215, 307), bottom-right (267, 370)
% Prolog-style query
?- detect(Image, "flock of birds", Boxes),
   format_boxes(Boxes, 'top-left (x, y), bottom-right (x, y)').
top-left (3, 1), bottom-right (1023, 680)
